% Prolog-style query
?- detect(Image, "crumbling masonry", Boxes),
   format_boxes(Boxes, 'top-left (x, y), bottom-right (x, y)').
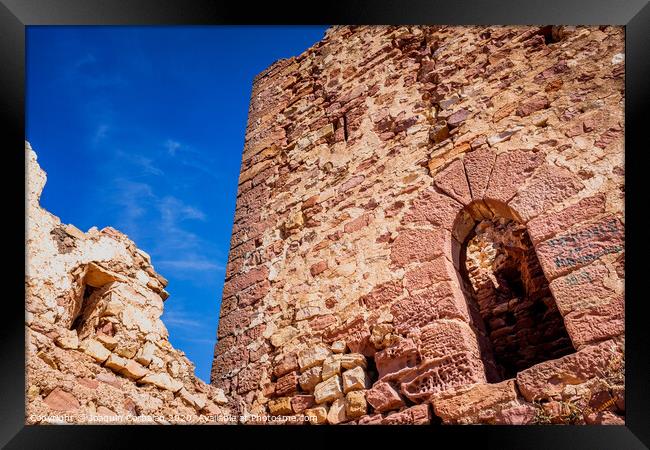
top-left (212, 25), bottom-right (625, 425)
top-left (26, 143), bottom-right (230, 424)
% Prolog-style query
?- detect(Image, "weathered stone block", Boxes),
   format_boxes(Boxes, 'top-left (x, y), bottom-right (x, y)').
top-left (535, 215), bottom-right (624, 280)
top-left (298, 344), bottom-right (331, 371)
top-left (139, 372), bottom-right (182, 393)
top-left (527, 193), bottom-right (606, 245)
top-left (484, 149), bottom-right (545, 205)
top-left (268, 397), bottom-right (293, 416)
top-left (390, 228), bottom-right (449, 268)
top-left (341, 353), bottom-right (367, 369)
top-left (314, 375), bottom-right (343, 404)
top-left (366, 381), bottom-right (405, 413)
top-left (391, 282), bottom-right (470, 334)
top-left (463, 147), bottom-right (496, 200)
top-left (381, 404), bottom-right (431, 424)
top-left (432, 380), bottom-right (518, 424)
top-left (322, 355), bottom-right (342, 380)
top-left (80, 339), bottom-right (111, 363)
top-left (291, 395), bottom-right (315, 413)
top-left (516, 339), bottom-right (624, 401)
top-left (273, 353), bottom-right (299, 378)
top-left (345, 390), bottom-right (367, 418)
top-left (327, 398), bottom-right (348, 424)
top-left (509, 166), bottom-right (583, 223)
top-left (304, 406), bottom-right (328, 424)
top-left (275, 370), bottom-right (299, 397)
top-left (298, 366), bottom-right (323, 392)
top-left (403, 256), bottom-right (454, 293)
top-left (434, 159), bottom-right (472, 205)
top-left (375, 338), bottom-right (419, 379)
top-left (342, 366), bottom-right (368, 393)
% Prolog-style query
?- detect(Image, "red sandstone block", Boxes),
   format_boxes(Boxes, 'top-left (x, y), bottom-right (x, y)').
top-left (463, 147), bottom-right (496, 200)
top-left (222, 266), bottom-right (269, 298)
top-left (447, 109), bottom-right (470, 128)
top-left (434, 159), bottom-right (472, 205)
top-left (229, 239), bottom-right (256, 262)
top-left (390, 228), bottom-right (450, 268)
top-left (391, 282), bottom-right (470, 334)
top-left (44, 388), bottom-right (80, 411)
top-left (402, 188), bottom-right (463, 230)
top-left (403, 257), bottom-right (454, 294)
top-left (535, 215), bottom-right (624, 280)
top-left (302, 194), bottom-right (319, 209)
top-left (508, 165), bottom-right (583, 223)
top-left (359, 280), bottom-right (403, 309)
top-left (484, 149), bottom-right (545, 205)
top-left (344, 213), bottom-right (374, 234)
top-left (236, 366), bottom-right (263, 395)
top-left (366, 381), bottom-right (405, 413)
top-left (273, 354), bottom-right (299, 378)
top-left (213, 335), bottom-right (236, 357)
top-left (219, 295), bottom-right (238, 318)
top-left (418, 320), bottom-right (481, 360)
top-left (225, 257), bottom-right (243, 280)
top-left (217, 307), bottom-right (253, 339)
top-left (275, 371), bottom-right (299, 397)
top-left (515, 339), bottom-right (624, 401)
top-left (564, 295), bottom-right (624, 348)
top-left (374, 338), bottom-right (419, 379)
top-left (310, 261), bottom-right (328, 277)
top-left (212, 346), bottom-right (249, 380)
top-left (338, 175), bottom-right (365, 193)
top-left (381, 404), bottom-right (431, 424)
top-left (308, 314), bottom-right (337, 332)
top-left (515, 95), bottom-right (550, 116)
top-left (399, 352), bottom-right (486, 402)
top-left (238, 280), bottom-right (271, 308)
top-left (527, 193), bottom-right (606, 245)
top-left (291, 395), bottom-right (315, 413)
top-left (548, 261), bottom-right (617, 316)
top-left (432, 380), bottom-right (518, 424)
top-left (358, 414), bottom-right (384, 425)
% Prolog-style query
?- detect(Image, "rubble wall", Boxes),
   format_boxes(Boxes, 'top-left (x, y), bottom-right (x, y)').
top-left (212, 25), bottom-right (625, 425)
top-left (26, 143), bottom-right (230, 424)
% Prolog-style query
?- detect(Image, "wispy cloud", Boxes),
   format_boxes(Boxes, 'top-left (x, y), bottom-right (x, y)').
top-left (165, 139), bottom-right (182, 156)
top-left (93, 124), bottom-right (110, 145)
top-left (157, 259), bottom-right (224, 272)
top-left (116, 150), bottom-right (164, 176)
top-left (162, 310), bottom-right (204, 329)
top-left (69, 53), bottom-right (126, 89)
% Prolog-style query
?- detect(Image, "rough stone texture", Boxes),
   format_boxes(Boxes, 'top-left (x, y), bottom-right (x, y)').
top-left (26, 143), bottom-right (230, 424)
top-left (212, 25), bottom-right (625, 425)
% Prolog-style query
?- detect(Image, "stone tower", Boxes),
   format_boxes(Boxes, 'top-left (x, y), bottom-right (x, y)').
top-left (212, 25), bottom-right (625, 425)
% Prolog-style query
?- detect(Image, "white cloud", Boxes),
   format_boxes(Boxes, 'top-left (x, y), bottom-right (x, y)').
top-left (165, 139), bottom-right (182, 156)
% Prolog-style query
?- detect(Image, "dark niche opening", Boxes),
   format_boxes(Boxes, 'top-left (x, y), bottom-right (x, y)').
top-left (460, 216), bottom-right (575, 382)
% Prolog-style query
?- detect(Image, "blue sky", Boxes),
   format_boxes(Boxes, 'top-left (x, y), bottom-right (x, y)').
top-left (26, 26), bottom-right (328, 381)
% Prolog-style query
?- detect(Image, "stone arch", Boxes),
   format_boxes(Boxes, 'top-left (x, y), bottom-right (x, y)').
top-left (422, 147), bottom-right (584, 382)
top-left (388, 147), bottom-right (590, 388)
top-left (450, 199), bottom-right (575, 383)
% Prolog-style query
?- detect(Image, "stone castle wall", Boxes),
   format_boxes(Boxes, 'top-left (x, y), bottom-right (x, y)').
top-left (26, 143), bottom-right (230, 424)
top-left (212, 25), bottom-right (625, 425)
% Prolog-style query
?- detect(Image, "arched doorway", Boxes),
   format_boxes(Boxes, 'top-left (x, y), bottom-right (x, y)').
top-left (454, 201), bottom-right (575, 382)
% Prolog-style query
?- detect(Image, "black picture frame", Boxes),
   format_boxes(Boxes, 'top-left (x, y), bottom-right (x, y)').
top-left (3, 0), bottom-right (648, 448)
